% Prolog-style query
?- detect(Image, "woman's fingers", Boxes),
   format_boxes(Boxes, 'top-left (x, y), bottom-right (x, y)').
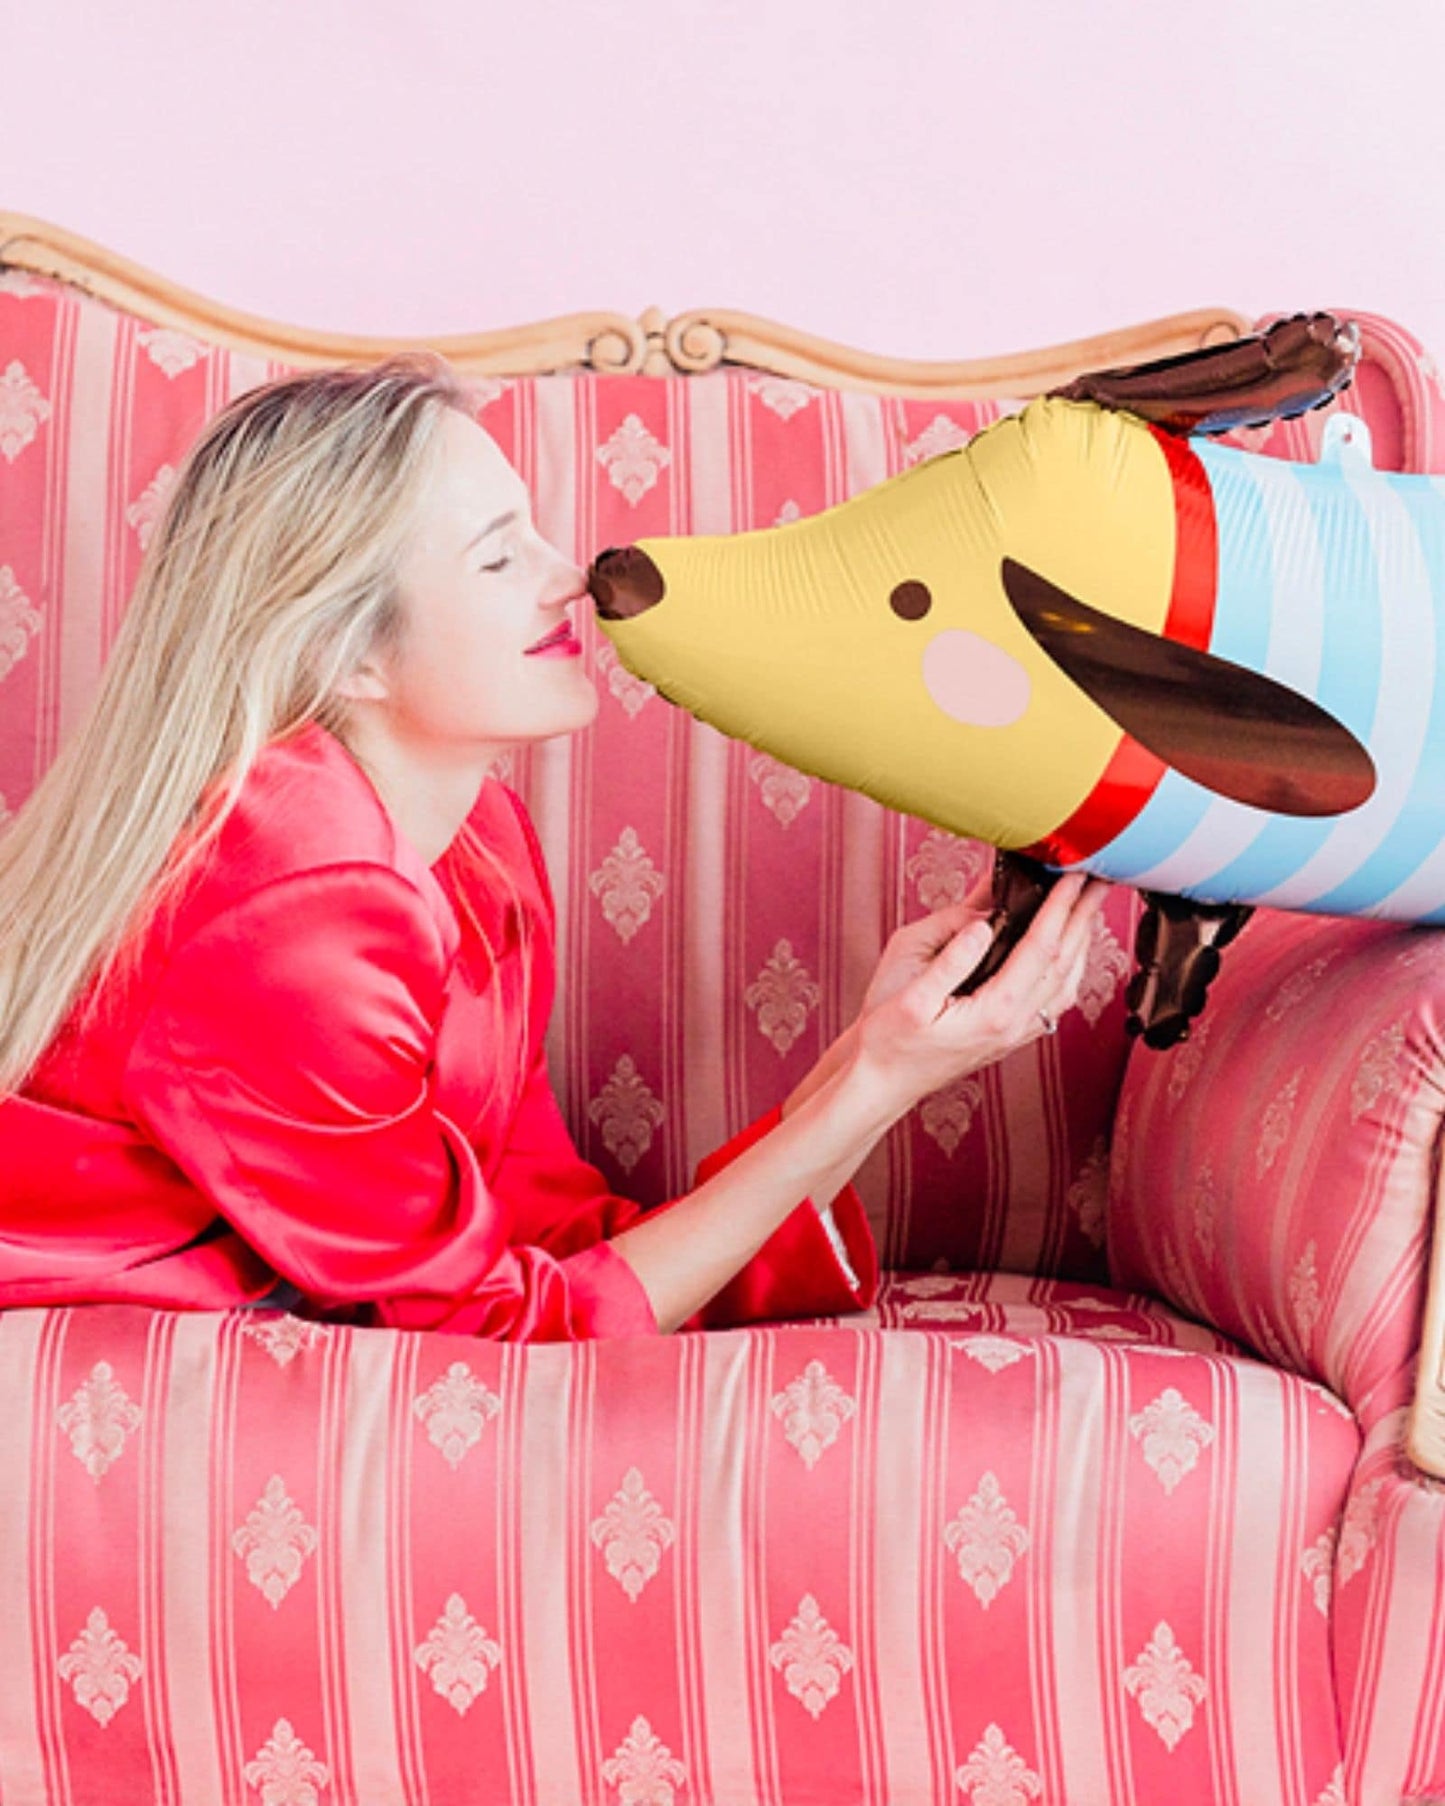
top-left (897, 874), bottom-right (1097, 969)
top-left (1030, 883), bottom-right (1110, 1028)
top-left (916, 917), bottom-right (996, 1005)
top-left (963, 866), bottom-right (995, 912)
top-left (1048, 878), bottom-right (1109, 977)
top-left (971, 873), bottom-right (1089, 1006)
top-left (892, 873), bottom-right (1111, 1050)
top-left (1038, 934), bottom-right (1093, 1028)
top-left (914, 898), bottom-right (988, 948)
top-left (952, 875), bottom-right (1108, 1034)
top-left (854, 875), bottom-right (1115, 1112)
top-left (864, 898), bottom-right (994, 1014)
top-left (876, 900), bottom-right (976, 969)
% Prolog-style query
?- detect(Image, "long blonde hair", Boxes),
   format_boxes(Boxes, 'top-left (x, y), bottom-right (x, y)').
top-left (0, 353), bottom-right (472, 1097)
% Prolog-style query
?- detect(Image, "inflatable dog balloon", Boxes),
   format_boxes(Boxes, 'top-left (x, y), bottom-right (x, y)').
top-left (586, 316), bottom-right (1441, 1047)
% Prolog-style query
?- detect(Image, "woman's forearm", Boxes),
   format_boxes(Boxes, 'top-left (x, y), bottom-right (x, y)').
top-left (606, 1053), bottom-right (898, 1334)
top-left (780, 1023), bottom-right (858, 1122)
top-left (608, 873), bottom-right (1109, 1335)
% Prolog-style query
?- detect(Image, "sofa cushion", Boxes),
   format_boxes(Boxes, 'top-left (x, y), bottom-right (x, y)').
top-left (0, 1294), bottom-right (1356, 1806)
top-left (850, 1266), bottom-right (1243, 1349)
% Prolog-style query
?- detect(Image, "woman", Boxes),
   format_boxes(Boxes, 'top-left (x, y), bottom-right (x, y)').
top-left (0, 357), bottom-right (1106, 1340)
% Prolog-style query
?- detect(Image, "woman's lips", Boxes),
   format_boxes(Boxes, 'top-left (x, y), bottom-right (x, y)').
top-left (524, 619), bottom-right (582, 657)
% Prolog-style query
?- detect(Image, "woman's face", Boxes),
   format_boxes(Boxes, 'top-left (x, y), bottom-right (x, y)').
top-left (367, 408), bottom-right (598, 761)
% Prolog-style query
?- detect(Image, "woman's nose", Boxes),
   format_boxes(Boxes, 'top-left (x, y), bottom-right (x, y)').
top-left (542, 547), bottom-right (588, 603)
top-left (587, 546), bottom-right (666, 620)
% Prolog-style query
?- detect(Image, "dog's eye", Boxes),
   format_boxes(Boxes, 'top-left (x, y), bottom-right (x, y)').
top-left (890, 580), bottom-right (932, 621)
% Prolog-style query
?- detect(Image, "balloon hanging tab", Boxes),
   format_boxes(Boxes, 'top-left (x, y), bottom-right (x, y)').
top-left (1320, 412), bottom-right (1374, 470)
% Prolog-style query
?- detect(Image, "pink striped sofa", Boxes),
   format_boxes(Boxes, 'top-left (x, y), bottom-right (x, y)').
top-left (2, 230), bottom-right (1445, 1806)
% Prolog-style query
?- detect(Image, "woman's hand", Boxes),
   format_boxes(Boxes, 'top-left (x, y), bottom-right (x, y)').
top-left (858, 882), bottom-right (994, 1019)
top-left (847, 872), bottom-right (1110, 1122)
top-left (779, 891), bottom-right (994, 1121)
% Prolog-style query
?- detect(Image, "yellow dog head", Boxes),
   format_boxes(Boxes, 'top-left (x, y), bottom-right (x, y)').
top-left (589, 396), bottom-right (1373, 851)
top-left (588, 398), bottom-right (1179, 849)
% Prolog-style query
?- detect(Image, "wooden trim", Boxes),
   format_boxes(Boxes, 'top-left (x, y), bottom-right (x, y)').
top-left (0, 213), bottom-right (650, 377)
top-left (0, 211), bottom-right (1250, 395)
top-left (1407, 1146), bottom-right (1445, 1478)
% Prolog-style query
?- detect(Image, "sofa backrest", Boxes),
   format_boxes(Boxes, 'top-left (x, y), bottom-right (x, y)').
top-left (2, 264), bottom-right (1440, 1281)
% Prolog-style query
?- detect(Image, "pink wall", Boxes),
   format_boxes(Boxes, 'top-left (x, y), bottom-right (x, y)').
top-left (6, 0), bottom-right (1445, 364)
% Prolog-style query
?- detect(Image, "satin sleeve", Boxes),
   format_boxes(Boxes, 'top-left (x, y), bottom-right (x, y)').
top-left (123, 865), bottom-right (659, 1342)
top-left (680, 1106), bottom-right (879, 1330)
top-left (488, 1037), bottom-right (654, 1256)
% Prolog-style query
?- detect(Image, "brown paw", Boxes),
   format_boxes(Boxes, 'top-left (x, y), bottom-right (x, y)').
top-left (1125, 894), bottom-right (1254, 1048)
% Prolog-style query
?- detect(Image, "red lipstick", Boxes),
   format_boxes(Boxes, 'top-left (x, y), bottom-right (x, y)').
top-left (525, 618), bottom-right (582, 657)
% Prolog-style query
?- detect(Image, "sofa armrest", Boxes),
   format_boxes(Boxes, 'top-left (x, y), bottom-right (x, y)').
top-left (1107, 908), bottom-right (1445, 1464)
top-left (1410, 1163), bottom-right (1445, 1474)
top-left (1336, 309), bottom-right (1445, 474)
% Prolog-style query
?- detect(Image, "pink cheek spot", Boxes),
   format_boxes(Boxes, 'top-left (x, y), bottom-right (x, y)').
top-left (920, 629), bottom-right (1032, 728)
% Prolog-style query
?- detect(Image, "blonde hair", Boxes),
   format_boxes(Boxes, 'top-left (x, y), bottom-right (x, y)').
top-left (0, 352), bottom-right (473, 1097)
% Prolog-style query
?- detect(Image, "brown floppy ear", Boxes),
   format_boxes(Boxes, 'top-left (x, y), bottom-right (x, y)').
top-left (1000, 557), bottom-right (1376, 817)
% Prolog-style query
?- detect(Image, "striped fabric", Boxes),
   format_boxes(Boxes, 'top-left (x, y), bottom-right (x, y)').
top-left (4, 271), bottom-right (1445, 1802)
top-left (1082, 435), bottom-right (1445, 918)
top-left (0, 1289), bottom-right (1356, 1806)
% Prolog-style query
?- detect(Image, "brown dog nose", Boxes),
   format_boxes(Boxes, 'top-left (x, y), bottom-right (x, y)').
top-left (588, 546), bottom-right (667, 620)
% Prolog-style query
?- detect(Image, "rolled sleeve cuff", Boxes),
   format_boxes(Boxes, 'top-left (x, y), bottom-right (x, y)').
top-left (374, 1239), bottom-right (662, 1342)
top-left (687, 1105), bottom-right (880, 1327)
top-left (558, 1240), bottom-right (662, 1337)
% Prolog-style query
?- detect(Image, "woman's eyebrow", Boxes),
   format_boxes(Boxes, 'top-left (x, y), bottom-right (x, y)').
top-left (463, 509), bottom-right (519, 554)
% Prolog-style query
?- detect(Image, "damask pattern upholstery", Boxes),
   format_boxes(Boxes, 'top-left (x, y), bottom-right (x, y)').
top-left (0, 1287), bottom-right (1355, 1806)
top-left (3, 268), bottom-right (1445, 1802)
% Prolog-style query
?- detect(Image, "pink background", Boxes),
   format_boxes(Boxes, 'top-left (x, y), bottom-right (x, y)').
top-left (6, 0), bottom-right (1445, 367)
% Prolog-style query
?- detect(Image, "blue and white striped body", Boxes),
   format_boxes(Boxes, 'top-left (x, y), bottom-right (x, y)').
top-left (1076, 439), bottom-right (1445, 922)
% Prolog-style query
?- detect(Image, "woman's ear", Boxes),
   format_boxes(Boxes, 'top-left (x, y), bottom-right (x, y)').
top-left (332, 659), bottom-right (390, 704)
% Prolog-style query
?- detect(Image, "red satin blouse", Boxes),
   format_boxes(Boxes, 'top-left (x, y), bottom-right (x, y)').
top-left (0, 722), bottom-right (878, 1340)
